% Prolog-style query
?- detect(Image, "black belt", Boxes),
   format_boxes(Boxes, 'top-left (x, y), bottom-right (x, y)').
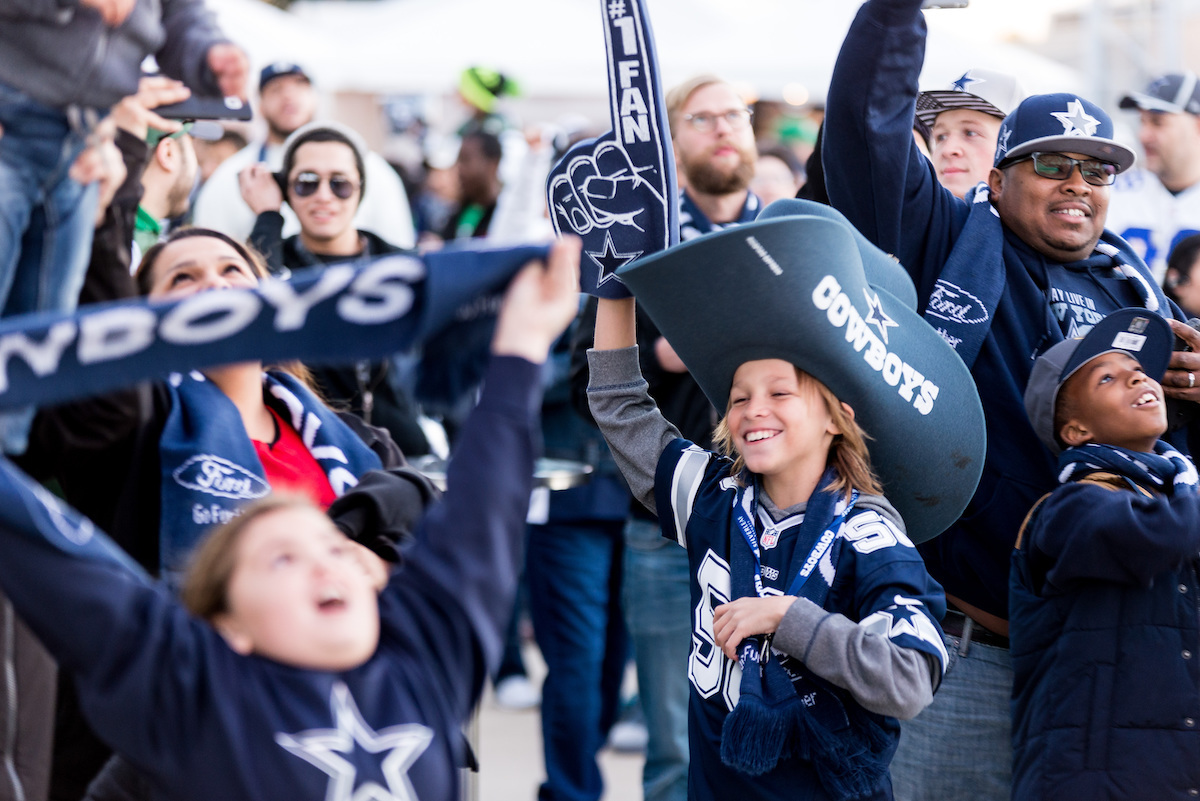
top-left (941, 609), bottom-right (1009, 651)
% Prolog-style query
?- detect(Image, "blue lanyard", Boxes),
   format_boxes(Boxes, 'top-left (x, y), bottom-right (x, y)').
top-left (733, 483), bottom-right (858, 600)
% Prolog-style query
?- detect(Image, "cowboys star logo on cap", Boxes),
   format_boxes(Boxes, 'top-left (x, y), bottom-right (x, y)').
top-left (1052, 99), bottom-right (1101, 137)
top-left (952, 72), bottom-right (981, 92)
top-left (993, 92), bottom-right (1136, 173)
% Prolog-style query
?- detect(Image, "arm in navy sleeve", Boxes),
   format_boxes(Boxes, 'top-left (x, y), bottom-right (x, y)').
top-left (376, 355), bottom-right (542, 719)
top-left (157, 0), bottom-right (232, 96)
top-left (1028, 482), bottom-right (1200, 592)
top-left (823, 0), bottom-right (962, 291)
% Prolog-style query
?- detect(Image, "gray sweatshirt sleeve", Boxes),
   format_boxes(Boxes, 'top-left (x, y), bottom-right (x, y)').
top-left (773, 597), bottom-right (937, 720)
top-left (586, 346), bottom-right (682, 516)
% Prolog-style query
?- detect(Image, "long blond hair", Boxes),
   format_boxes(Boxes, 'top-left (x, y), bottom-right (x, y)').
top-left (711, 366), bottom-right (883, 500)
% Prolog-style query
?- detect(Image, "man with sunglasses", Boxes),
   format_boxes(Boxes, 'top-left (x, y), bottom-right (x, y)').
top-left (821, 1), bottom-right (1200, 800)
top-left (240, 121), bottom-right (430, 459)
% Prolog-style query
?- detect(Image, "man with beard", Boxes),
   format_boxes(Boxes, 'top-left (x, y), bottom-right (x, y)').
top-left (669, 75), bottom-right (761, 239)
top-left (192, 62), bottom-right (414, 248)
top-left (131, 123), bottom-right (219, 265)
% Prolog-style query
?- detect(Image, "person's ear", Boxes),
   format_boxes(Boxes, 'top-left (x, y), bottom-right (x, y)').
top-left (988, 166), bottom-right (1005, 200)
top-left (1059, 418), bottom-right (1093, 449)
top-left (154, 138), bottom-right (176, 170)
top-left (212, 614), bottom-right (254, 655)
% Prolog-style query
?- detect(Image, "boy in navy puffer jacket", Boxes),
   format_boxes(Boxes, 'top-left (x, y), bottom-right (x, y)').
top-left (1012, 308), bottom-right (1200, 800)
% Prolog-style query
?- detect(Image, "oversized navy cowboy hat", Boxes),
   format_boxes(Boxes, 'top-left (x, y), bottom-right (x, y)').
top-left (756, 198), bottom-right (918, 310)
top-left (617, 215), bottom-right (985, 542)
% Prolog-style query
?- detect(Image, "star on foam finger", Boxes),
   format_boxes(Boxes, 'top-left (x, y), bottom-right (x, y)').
top-left (1052, 99), bottom-right (1100, 137)
top-left (587, 232), bottom-right (642, 286)
top-left (276, 682), bottom-right (433, 801)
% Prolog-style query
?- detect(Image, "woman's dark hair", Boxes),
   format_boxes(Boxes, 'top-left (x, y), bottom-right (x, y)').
top-left (136, 227), bottom-right (269, 296)
top-left (1166, 232), bottom-right (1200, 302)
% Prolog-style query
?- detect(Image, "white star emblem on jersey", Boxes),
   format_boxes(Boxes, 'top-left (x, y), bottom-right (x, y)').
top-left (276, 682), bottom-right (434, 801)
top-left (1051, 99), bottom-right (1100, 137)
top-left (863, 290), bottom-right (899, 344)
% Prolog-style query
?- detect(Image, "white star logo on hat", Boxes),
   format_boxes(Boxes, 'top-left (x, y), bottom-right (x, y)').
top-left (1052, 99), bottom-right (1100, 137)
top-left (863, 290), bottom-right (899, 345)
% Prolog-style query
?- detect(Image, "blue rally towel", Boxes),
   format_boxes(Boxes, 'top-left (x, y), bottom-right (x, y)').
top-left (157, 370), bottom-right (383, 587)
top-left (545, 0), bottom-right (677, 298)
top-left (0, 244), bottom-right (548, 411)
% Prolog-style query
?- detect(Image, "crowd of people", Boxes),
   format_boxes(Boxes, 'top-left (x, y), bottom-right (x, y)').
top-left (4, 0), bottom-right (1200, 799)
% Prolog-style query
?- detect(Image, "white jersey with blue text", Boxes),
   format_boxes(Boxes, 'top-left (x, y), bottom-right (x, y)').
top-left (1108, 169), bottom-right (1200, 285)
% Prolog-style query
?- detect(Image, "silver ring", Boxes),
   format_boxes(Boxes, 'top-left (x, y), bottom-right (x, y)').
top-left (1190, 372), bottom-right (1195, 389)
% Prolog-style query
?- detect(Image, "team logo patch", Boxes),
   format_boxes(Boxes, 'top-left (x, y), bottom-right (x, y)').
top-left (761, 529), bottom-right (779, 549)
top-left (1052, 99), bottom-right (1101, 137)
top-left (172, 455), bottom-right (270, 500)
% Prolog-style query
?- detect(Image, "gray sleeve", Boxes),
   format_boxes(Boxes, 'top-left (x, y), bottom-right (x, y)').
top-left (157, 0), bottom-right (230, 94)
top-left (773, 598), bottom-right (937, 720)
top-left (586, 346), bottom-right (681, 515)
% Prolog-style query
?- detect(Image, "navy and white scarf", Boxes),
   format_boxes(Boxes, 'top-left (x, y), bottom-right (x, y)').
top-left (679, 189), bottom-right (761, 241)
top-left (158, 370), bottom-right (382, 587)
top-left (720, 470), bottom-right (891, 799)
top-left (1058, 441), bottom-right (1199, 496)
top-left (925, 183), bottom-right (1164, 369)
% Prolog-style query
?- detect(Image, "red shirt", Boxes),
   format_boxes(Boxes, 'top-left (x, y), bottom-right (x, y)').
top-left (252, 408), bottom-right (337, 509)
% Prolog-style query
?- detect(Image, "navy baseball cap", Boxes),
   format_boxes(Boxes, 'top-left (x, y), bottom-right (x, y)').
top-left (1024, 309), bottom-right (1173, 453)
top-left (259, 62), bottom-right (311, 91)
top-left (994, 93), bottom-right (1136, 173)
top-left (1120, 72), bottom-right (1200, 116)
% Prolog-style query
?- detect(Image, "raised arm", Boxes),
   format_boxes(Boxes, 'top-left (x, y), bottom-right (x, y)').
top-left (586, 296), bottom-right (681, 514)
top-left (379, 238), bottom-right (581, 718)
top-left (824, 0), bottom-right (962, 284)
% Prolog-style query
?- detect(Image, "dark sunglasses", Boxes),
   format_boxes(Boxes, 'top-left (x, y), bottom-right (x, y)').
top-left (1013, 152), bottom-right (1117, 187)
top-left (289, 172), bottom-right (359, 199)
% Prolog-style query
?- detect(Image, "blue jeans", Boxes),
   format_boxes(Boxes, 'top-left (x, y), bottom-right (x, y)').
top-left (889, 634), bottom-right (1012, 801)
top-left (622, 517), bottom-right (690, 801)
top-left (527, 519), bottom-right (628, 801)
top-left (0, 80), bottom-right (98, 453)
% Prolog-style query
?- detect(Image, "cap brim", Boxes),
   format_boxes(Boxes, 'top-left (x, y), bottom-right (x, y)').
top-left (1119, 91), bottom-right (1185, 115)
top-left (617, 216), bottom-right (985, 543)
top-left (916, 90), bottom-right (1005, 129)
top-left (999, 135), bottom-right (1137, 173)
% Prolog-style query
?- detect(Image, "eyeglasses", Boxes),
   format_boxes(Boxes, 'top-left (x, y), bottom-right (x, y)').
top-left (290, 172), bottom-right (360, 199)
top-left (680, 108), bottom-right (753, 133)
top-left (1012, 152), bottom-right (1118, 187)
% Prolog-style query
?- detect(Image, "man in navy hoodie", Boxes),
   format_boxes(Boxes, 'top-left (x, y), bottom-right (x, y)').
top-left (823, 0), bottom-right (1200, 798)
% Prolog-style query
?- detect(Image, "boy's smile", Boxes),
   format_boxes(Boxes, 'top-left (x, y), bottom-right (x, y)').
top-left (728, 359), bottom-right (840, 507)
top-left (1059, 352), bottom-right (1168, 452)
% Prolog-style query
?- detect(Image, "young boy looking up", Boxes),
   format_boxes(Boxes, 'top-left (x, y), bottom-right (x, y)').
top-left (1012, 308), bottom-right (1200, 800)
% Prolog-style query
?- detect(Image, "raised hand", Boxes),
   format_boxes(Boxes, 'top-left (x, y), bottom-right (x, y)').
top-left (545, 0), bottom-right (677, 298)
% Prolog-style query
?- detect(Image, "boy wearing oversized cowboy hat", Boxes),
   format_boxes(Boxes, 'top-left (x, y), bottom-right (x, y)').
top-left (586, 207), bottom-right (985, 801)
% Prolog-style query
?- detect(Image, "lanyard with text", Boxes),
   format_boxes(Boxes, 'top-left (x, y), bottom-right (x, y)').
top-left (733, 483), bottom-right (859, 599)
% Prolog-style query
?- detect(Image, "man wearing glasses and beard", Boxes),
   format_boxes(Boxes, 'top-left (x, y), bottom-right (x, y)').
top-left (669, 75), bottom-right (762, 240)
top-left (239, 120), bottom-right (430, 459)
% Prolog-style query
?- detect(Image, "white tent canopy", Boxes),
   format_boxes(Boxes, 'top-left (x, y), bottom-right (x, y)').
top-left (212, 0), bottom-right (1083, 103)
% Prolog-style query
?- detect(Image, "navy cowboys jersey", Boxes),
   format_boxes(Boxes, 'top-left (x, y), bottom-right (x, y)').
top-left (655, 439), bottom-right (947, 801)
